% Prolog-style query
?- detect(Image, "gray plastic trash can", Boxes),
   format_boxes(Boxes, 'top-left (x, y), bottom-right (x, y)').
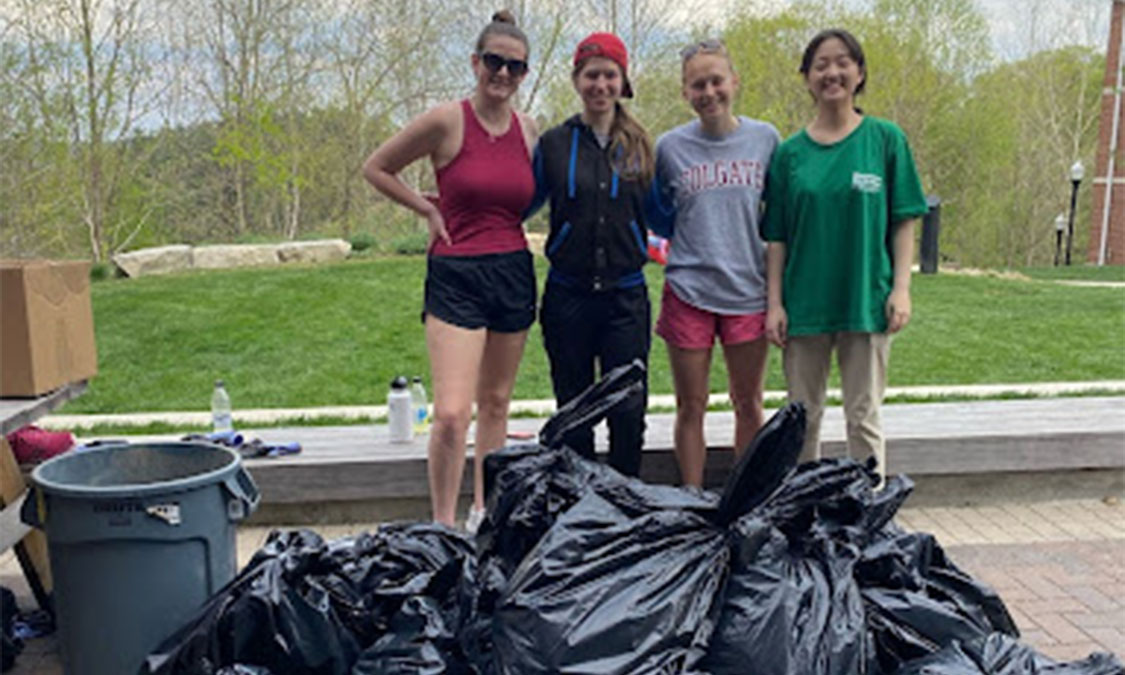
top-left (22, 442), bottom-right (259, 675)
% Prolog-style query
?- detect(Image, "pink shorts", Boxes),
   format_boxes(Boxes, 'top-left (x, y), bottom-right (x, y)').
top-left (656, 283), bottom-right (766, 350)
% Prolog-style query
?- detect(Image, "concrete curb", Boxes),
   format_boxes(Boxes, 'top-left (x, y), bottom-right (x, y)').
top-left (39, 380), bottom-right (1125, 429)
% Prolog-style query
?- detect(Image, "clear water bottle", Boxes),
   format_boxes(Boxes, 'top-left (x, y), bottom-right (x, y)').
top-left (211, 379), bottom-right (233, 432)
top-left (410, 376), bottom-right (429, 434)
top-left (387, 376), bottom-right (413, 443)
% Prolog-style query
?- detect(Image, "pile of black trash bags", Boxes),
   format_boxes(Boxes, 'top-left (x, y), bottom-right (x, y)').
top-left (144, 363), bottom-right (1123, 675)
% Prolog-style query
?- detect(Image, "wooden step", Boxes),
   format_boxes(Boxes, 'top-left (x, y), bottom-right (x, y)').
top-left (233, 397), bottom-right (1125, 522)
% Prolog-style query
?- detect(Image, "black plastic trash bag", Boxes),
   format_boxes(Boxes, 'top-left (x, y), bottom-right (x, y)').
top-left (892, 633), bottom-right (1125, 674)
top-left (2, 586), bottom-right (21, 673)
top-left (859, 527), bottom-right (1018, 671)
top-left (350, 594), bottom-right (472, 675)
top-left (144, 524), bottom-right (474, 675)
top-left (493, 491), bottom-right (729, 674)
top-left (472, 368), bottom-right (808, 675)
top-left (464, 360), bottom-right (656, 672)
top-left (704, 457), bottom-right (884, 675)
top-left (348, 533), bottom-right (475, 675)
top-left (464, 446), bottom-right (721, 673)
top-left (143, 529), bottom-right (361, 675)
top-left (705, 452), bottom-right (1019, 675)
top-left (473, 398), bottom-right (810, 675)
top-left (703, 514), bottom-right (873, 675)
top-left (536, 359), bottom-right (646, 452)
top-left (713, 401), bottom-right (806, 527)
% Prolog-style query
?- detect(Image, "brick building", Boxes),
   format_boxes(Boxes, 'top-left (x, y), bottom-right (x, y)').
top-left (1087, 0), bottom-right (1125, 265)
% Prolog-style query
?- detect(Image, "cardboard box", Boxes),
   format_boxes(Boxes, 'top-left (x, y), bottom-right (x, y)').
top-left (1, 260), bottom-right (98, 397)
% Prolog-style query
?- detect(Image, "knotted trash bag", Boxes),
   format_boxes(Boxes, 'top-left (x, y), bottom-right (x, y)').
top-left (713, 401), bottom-right (807, 527)
top-left (704, 457), bottom-right (883, 675)
top-left (892, 632), bottom-right (1124, 674)
top-left (464, 360), bottom-right (658, 671)
top-left (477, 397), bottom-right (808, 674)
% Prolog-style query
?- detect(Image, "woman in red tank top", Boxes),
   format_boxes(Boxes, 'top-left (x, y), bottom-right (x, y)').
top-left (363, 10), bottom-right (538, 530)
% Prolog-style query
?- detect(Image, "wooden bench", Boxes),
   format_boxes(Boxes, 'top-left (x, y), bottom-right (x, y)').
top-left (232, 396), bottom-right (1125, 523)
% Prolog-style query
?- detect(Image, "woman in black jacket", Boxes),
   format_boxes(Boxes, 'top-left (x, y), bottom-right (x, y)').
top-left (527, 32), bottom-right (654, 476)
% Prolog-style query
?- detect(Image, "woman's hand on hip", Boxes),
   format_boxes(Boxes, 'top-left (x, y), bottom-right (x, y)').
top-left (766, 305), bottom-right (788, 348)
top-left (885, 288), bottom-right (911, 333)
top-left (425, 207), bottom-right (452, 248)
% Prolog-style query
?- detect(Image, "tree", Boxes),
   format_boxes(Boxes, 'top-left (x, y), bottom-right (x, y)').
top-left (3, 0), bottom-right (163, 261)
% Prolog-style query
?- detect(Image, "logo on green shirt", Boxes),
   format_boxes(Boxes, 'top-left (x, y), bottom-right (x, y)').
top-left (851, 172), bottom-right (882, 193)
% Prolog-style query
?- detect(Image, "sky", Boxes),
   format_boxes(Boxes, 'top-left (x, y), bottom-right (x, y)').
top-left (677, 0), bottom-right (1114, 61)
top-left (977, 0), bottom-right (1112, 60)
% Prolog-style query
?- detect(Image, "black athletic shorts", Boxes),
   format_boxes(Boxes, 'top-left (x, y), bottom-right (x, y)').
top-left (423, 250), bottom-right (536, 332)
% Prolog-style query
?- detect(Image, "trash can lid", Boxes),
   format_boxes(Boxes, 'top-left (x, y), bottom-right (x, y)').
top-left (31, 442), bottom-right (243, 499)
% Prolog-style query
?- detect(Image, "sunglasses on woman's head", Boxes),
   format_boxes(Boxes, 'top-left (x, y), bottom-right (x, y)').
top-left (679, 39), bottom-right (725, 61)
top-left (480, 52), bottom-right (529, 77)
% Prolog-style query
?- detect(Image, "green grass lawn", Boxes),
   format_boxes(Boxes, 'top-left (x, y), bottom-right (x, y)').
top-left (1018, 265), bottom-right (1125, 282)
top-left (63, 257), bottom-right (1125, 414)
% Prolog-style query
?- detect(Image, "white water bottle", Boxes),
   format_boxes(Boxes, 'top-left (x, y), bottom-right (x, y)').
top-left (211, 380), bottom-right (233, 432)
top-left (410, 376), bottom-right (429, 434)
top-left (387, 376), bottom-right (413, 443)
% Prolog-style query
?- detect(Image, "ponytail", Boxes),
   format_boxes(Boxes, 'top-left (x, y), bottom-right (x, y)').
top-left (610, 102), bottom-right (654, 185)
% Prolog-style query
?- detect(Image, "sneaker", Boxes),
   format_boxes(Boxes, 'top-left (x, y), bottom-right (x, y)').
top-left (465, 506), bottom-right (486, 535)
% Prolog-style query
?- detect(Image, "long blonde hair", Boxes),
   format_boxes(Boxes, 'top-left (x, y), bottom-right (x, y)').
top-left (609, 102), bottom-right (654, 185)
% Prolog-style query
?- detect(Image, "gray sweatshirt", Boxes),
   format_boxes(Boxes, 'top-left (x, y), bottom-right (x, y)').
top-left (649, 117), bottom-right (779, 314)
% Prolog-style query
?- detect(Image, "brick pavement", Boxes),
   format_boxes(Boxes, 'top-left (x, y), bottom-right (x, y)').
top-left (897, 498), bottom-right (1125, 663)
top-left (2, 498), bottom-right (1122, 673)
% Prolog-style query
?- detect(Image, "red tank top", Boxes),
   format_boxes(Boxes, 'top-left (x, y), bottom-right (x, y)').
top-left (431, 99), bottom-right (534, 257)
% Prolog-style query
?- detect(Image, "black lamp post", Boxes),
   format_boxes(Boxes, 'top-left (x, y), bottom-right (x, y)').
top-left (1054, 213), bottom-right (1066, 266)
top-left (1064, 160), bottom-right (1085, 266)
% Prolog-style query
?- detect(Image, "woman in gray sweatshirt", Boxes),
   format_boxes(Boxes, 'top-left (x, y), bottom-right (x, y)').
top-left (647, 39), bottom-right (780, 486)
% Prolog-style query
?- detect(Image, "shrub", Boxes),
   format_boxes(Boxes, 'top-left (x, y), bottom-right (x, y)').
top-left (390, 231), bottom-right (429, 255)
top-left (349, 231), bottom-right (377, 252)
top-left (90, 262), bottom-right (115, 282)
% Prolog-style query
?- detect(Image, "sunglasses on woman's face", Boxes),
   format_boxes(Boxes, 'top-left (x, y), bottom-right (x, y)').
top-left (480, 52), bottom-right (529, 77)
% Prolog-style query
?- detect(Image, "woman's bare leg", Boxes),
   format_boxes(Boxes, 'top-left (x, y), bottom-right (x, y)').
top-left (668, 343), bottom-right (713, 487)
top-left (425, 315), bottom-right (487, 526)
top-left (472, 328), bottom-right (529, 510)
top-left (723, 337), bottom-right (770, 457)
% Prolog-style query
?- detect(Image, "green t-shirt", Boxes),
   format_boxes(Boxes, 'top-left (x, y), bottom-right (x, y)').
top-left (762, 116), bottom-right (927, 335)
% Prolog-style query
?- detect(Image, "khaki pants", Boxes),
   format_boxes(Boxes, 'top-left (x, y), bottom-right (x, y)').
top-left (782, 332), bottom-right (891, 479)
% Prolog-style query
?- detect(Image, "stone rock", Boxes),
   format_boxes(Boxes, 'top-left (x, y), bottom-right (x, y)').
top-left (276, 239), bottom-right (351, 264)
top-left (112, 245), bottom-right (193, 277)
top-left (192, 244), bottom-right (280, 269)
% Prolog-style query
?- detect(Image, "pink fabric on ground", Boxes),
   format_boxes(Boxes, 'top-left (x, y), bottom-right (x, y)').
top-left (6, 425), bottom-right (74, 464)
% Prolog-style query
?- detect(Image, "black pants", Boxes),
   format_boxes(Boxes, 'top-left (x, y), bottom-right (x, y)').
top-left (539, 281), bottom-right (650, 476)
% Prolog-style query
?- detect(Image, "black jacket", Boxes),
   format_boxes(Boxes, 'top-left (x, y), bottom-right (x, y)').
top-left (529, 115), bottom-right (650, 291)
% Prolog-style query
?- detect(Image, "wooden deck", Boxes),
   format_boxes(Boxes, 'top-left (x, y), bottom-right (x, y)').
top-left (224, 397), bottom-right (1125, 521)
top-left (0, 381), bottom-right (88, 436)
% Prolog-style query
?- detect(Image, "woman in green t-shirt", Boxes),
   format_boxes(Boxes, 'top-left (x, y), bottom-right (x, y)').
top-left (762, 28), bottom-right (928, 484)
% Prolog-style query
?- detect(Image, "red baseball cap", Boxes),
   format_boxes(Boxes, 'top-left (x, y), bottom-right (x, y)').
top-left (573, 32), bottom-right (634, 98)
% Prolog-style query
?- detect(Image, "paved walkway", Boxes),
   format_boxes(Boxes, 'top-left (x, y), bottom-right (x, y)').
top-left (3, 497), bottom-right (1122, 673)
